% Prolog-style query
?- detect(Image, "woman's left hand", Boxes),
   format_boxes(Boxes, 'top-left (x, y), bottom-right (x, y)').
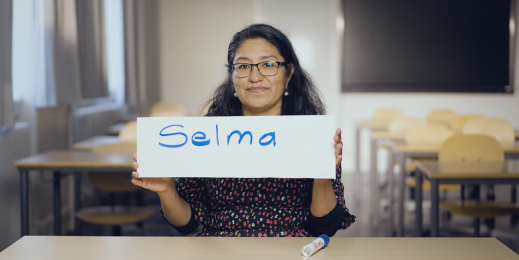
top-left (334, 128), bottom-right (342, 166)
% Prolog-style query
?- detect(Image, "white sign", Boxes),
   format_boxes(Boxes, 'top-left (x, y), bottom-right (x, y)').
top-left (136, 116), bottom-right (336, 178)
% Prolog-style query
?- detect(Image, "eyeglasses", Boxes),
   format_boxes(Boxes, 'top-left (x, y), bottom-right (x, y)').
top-left (230, 61), bottom-right (289, 78)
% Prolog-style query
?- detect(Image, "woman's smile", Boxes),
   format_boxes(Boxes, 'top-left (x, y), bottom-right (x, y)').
top-left (247, 86), bottom-right (268, 93)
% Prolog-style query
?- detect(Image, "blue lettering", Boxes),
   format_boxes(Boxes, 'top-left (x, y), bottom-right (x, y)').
top-left (158, 125), bottom-right (188, 148)
top-left (259, 132), bottom-right (276, 147)
top-left (216, 124), bottom-right (219, 146)
top-left (191, 131), bottom-right (210, 146)
top-left (227, 130), bottom-right (253, 145)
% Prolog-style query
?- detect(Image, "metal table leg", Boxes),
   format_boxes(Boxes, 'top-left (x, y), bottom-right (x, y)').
top-left (387, 147), bottom-right (395, 236)
top-left (20, 170), bottom-right (29, 236)
top-left (370, 138), bottom-right (379, 230)
top-left (74, 172), bottom-right (82, 235)
top-left (414, 170), bottom-right (423, 237)
top-left (397, 153), bottom-right (406, 237)
top-left (430, 179), bottom-right (440, 237)
top-left (53, 171), bottom-right (61, 236)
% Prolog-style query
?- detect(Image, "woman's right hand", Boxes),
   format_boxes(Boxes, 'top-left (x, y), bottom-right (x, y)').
top-left (132, 153), bottom-right (175, 194)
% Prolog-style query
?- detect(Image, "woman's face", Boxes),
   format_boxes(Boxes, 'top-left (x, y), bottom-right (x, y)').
top-left (232, 38), bottom-right (293, 116)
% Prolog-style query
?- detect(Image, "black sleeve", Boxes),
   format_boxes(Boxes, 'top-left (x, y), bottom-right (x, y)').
top-left (307, 201), bottom-right (345, 237)
top-left (161, 208), bottom-right (200, 235)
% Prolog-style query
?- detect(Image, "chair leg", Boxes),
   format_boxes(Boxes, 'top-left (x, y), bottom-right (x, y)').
top-left (112, 225), bottom-right (122, 236)
top-left (473, 218), bottom-right (480, 237)
top-left (484, 185), bottom-right (495, 229)
top-left (512, 185), bottom-right (518, 228)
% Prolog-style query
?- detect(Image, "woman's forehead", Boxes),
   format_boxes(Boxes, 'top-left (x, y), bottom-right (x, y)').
top-left (234, 38), bottom-right (282, 62)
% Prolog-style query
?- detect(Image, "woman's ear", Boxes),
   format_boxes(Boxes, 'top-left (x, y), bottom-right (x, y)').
top-left (286, 64), bottom-right (295, 86)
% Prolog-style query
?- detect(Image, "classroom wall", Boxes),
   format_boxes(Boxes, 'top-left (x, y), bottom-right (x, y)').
top-left (157, 0), bottom-right (254, 116)
top-left (157, 0), bottom-right (519, 173)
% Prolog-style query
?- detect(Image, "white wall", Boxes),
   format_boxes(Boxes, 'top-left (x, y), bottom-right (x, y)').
top-left (157, 0), bottom-right (519, 173)
top-left (254, 0), bottom-right (519, 173)
top-left (158, 0), bottom-right (254, 116)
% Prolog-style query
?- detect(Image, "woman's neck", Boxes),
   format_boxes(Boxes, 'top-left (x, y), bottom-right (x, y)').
top-left (242, 105), bottom-right (282, 116)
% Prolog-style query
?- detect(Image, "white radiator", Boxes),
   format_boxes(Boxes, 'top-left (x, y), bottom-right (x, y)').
top-left (71, 103), bottom-right (123, 142)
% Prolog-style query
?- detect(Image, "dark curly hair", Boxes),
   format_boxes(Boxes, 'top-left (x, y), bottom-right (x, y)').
top-left (204, 24), bottom-right (325, 116)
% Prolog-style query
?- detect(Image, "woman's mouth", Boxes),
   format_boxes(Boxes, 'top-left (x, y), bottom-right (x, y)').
top-left (247, 87), bottom-right (267, 93)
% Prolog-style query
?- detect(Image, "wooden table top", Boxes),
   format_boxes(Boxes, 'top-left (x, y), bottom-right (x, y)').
top-left (371, 131), bottom-right (406, 140)
top-left (356, 121), bottom-right (388, 130)
top-left (0, 237), bottom-right (516, 260)
top-left (13, 150), bottom-right (134, 169)
top-left (414, 159), bottom-right (519, 179)
top-left (72, 135), bottom-right (121, 151)
top-left (393, 141), bottom-right (519, 154)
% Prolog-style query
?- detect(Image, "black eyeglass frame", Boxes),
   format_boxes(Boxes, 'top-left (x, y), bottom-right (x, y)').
top-left (227, 61), bottom-right (290, 78)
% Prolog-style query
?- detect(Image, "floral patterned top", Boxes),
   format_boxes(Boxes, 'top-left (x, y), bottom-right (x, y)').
top-left (173, 164), bottom-right (355, 237)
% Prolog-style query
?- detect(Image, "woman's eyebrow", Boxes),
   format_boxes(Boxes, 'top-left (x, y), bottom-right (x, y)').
top-left (260, 55), bottom-right (279, 60)
top-left (235, 55), bottom-right (279, 63)
top-left (235, 57), bottom-right (250, 62)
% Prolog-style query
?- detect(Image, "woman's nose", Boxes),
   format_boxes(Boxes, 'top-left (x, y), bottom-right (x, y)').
top-left (249, 65), bottom-right (264, 82)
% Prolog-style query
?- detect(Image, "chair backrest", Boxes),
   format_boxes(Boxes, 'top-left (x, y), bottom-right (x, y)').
top-left (149, 110), bottom-right (186, 117)
top-left (90, 143), bottom-right (139, 193)
top-left (372, 108), bottom-right (405, 124)
top-left (439, 135), bottom-right (504, 162)
top-left (462, 118), bottom-right (515, 147)
top-left (426, 109), bottom-right (458, 126)
top-left (150, 102), bottom-right (186, 115)
top-left (387, 117), bottom-right (427, 133)
top-left (450, 114), bottom-right (485, 134)
top-left (405, 124), bottom-right (454, 146)
top-left (119, 121), bottom-right (137, 143)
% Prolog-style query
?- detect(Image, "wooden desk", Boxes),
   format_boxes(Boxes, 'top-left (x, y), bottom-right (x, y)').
top-left (13, 151), bottom-right (134, 236)
top-left (389, 141), bottom-right (519, 237)
top-left (414, 159), bottom-right (519, 237)
top-left (1, 236), bottom-right (516, 260)
top-left (72, 135), bottom-right (121, 151)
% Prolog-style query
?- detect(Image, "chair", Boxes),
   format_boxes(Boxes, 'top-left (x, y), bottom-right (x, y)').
top-left (119, 121), bottom-right (137, 143)
top-left (372, 108), bottom-right (405, 124)
top-left (426, 109), bottom-right (458, 127)
top-left (462, 118), bottom-right (515, 147)
top-left (75, 143), bottom-right (154, 235)
top-left (150, 101), bottom-right (186, 115)
top-left (404, 125), bottom-right (458, 192)
top-left (387, 117), bottom-right (427, 133)
top-left (438, 135), bottom-right (519, 236)
top-left (450, 114), bottom-right (485, 134)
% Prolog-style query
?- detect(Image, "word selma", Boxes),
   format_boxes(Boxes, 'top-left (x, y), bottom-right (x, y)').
top-left (158, 124), bottom-right (276, 148)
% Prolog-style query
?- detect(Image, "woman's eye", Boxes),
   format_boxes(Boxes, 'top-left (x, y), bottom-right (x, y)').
top-left (263, 62), bottom-right (274, 68)
top-left (237, 64), bottom-right (250, 70)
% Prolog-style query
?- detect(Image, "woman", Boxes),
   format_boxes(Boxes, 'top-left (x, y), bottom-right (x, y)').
top-left (132, 24), bottom-right (355, 237)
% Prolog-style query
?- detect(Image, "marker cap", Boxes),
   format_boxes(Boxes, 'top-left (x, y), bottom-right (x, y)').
top-left (318, 234), bottom-right (330, 249)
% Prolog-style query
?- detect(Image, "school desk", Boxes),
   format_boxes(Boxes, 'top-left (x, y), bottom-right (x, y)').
top-left (0, 236), bottom-right (516, 260)
top-left (72, 135), bottom-right (121, 151)
top-left (413, 159), bottom-right (519, 237)
top-left (388, 141), bottom-right (519, 237)
top-left (13, 150), bottom-right (134, 236)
